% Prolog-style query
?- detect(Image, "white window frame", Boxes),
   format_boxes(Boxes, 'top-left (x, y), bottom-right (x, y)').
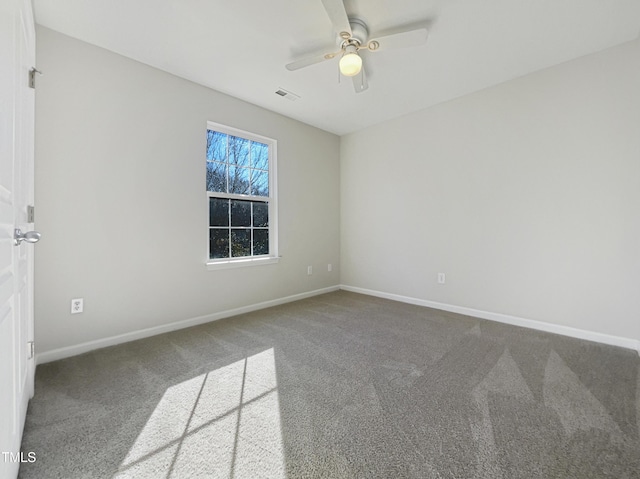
top-left (206, 121), bottom-right (278, 270)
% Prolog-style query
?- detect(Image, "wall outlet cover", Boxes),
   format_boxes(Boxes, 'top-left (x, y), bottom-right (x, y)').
top-left (71, 298), bottom-right (84, 314)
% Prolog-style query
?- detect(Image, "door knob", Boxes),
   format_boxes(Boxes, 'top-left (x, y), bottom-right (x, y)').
top-left (14, 228), bottom-right (41, 245)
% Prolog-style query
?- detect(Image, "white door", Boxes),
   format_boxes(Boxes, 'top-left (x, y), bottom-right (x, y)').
top-left (0, 0), bottom-right (37, 477)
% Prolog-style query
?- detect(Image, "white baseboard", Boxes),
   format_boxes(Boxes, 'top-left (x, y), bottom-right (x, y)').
top-left (340, 284), bottom-right (640, 354)
top-left (36, 285), bottom-right (341, 364)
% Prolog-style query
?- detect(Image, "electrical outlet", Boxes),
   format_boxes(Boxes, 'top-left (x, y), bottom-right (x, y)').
top-left (328, 263), bottom-right (332, 272)
top-left (437, 273), bottom-right (446, 284)
top-left (307, 265), bottom-right (313, 275)
top-left (71, 298), bottom-right (84, 314)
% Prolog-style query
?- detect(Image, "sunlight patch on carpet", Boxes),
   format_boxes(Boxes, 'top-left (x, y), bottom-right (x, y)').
top-left (116, 348), bottom-right (286, 478)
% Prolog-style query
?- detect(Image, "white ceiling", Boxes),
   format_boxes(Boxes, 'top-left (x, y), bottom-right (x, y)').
top-left (33, 0), bottom-right (640, 136)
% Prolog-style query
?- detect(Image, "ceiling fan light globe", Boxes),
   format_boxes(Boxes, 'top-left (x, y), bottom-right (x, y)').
top-left (339, 52), bottom-right (362, 77)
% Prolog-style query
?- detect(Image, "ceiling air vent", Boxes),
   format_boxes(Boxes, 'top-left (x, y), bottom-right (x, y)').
top-left (275, 88), bottom-right (300, 101)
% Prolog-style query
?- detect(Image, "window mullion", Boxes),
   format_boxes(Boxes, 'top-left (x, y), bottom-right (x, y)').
top-left (226, 135), bottom-right (231, 259)
top-left (225, 134), bottom-right (230, 194)
top-left (227, 199), bottom-right (232, 259)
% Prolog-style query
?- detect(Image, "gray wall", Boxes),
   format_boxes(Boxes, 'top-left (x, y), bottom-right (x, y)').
top-left (35, 27), bottom-right (340, 354)
top-left (341, 38), bottom-right (640, 342)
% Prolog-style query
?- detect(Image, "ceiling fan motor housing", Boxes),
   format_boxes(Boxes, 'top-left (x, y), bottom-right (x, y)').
top-left (338, 18), bottom-right (368, 48)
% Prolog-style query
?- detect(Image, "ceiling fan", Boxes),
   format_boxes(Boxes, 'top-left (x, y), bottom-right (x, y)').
top-left (285, 0), bottom-right (429, 93)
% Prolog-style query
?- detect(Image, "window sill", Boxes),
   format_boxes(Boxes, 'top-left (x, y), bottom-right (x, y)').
top-left (206, 256), bottom-right (280, 271)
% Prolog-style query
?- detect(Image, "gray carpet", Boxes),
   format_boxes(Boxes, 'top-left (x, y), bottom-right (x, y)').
top-left (19, 291), bottom-right (640, 478)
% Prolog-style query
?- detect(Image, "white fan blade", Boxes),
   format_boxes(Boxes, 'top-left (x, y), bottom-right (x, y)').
top-left (352, 67), bottom-right (368, 93)
top-left (367, 28), bottom-right (428, 51)
top-left (320, 0), bottom-right (352, 38)
top-left (286, 50), bottom-right (339, 71)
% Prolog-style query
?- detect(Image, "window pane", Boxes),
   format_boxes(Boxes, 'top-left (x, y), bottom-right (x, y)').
top-left (210, 229), bottom-right (229, 259)
top-left (231, 200), bottom-right (251, 227)
top-left (209, 198), bottom-right (229, 227)
top-left (231, 229), bottom-right (251, 257)
top-left (251, 169), bottom-right (269, 197)
top-left (229, 136), bottom-right (249, 166)
top-left (207, 131), bottom-right (227, 162)
top-left (252, 201), bottom-right (268, 227)
top-left (253, 229), bottom-right (269, 255)
top-left (206, 161), bottom-right (227, 193)
top-left (229, 166), bottom-right (250, 195)
top-left (251, 142), bottom-right (268, 170)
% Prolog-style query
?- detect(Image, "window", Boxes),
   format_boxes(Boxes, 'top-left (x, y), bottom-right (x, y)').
top-left (206, 122), bottom-right (277, 267)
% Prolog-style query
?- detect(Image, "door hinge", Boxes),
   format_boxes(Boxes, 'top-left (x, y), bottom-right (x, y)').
top-left (28, 68), bottom-right (42, 89)
top-left (27, 205), bottom-right (35, 223)
top-left (27, 341), bottom-right (35, 360)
